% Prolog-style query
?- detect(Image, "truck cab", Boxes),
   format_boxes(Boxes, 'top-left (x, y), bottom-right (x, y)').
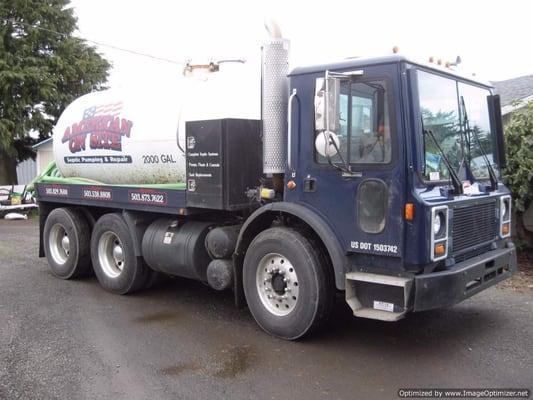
top-left (276, 55), bottom-right (516, 320)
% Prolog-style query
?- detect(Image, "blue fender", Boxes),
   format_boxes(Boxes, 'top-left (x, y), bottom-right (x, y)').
top-left (235, 202), bottom-right (348, 290)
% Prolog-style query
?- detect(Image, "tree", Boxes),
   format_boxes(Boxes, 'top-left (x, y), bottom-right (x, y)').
top-left (503, 101), bottom-right (533, 248)
top-left (0, 0), bottom-right (110, 184)
top-left (504, 101), bottom-right (533, 212)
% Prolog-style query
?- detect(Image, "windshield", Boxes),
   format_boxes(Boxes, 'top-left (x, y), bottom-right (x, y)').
top-left (417, 70), bottom-right (497, 181)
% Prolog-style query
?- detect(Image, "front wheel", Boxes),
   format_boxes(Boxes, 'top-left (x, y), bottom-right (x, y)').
top-left (243, 227), bottom-right (334, 340)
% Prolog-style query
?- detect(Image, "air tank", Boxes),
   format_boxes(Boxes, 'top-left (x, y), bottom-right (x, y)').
top-left (52, 62), bottom-right (260, 184)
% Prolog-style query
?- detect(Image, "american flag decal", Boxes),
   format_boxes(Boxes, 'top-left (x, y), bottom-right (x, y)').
top-left (83, 102), bottom-right (123, 119)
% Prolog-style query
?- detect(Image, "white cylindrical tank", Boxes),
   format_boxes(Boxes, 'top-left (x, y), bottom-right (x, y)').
top-left (52, 62), bottom-right (260, 184)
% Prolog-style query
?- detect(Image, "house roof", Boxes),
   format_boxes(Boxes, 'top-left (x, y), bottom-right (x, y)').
top-left (32, 137), bottom-right (52, 150)
top-left (491, 74), bottom-right (533, 107)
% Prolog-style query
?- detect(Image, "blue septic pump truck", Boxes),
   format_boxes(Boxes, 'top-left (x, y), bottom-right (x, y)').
top-left (35, 22), bottom-right (516, 339)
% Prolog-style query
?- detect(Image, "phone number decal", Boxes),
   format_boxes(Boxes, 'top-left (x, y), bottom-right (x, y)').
top-left (41, 184), bottom-right (69, 197)
top-left (128, 189), bottom-right (167, 206)
top-left (82, 187), bottom-right (112, 201)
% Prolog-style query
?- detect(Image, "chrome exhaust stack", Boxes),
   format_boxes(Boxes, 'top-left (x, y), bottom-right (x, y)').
top-left (261, 19), bottom-right (289, 174)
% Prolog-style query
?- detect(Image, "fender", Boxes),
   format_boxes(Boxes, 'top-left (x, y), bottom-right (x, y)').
top-left (235, 202), bottom-right (348, 291)
top-left (122, 210), bottom-right (155, 257)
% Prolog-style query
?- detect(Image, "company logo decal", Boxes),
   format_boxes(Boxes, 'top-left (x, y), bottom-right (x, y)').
top-left (62, 102), bottom-right (133, 153)
top-left (186, 136), bottom-right (196, 149)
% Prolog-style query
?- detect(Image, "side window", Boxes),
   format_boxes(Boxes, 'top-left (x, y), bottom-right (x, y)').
top-left (352, 96), bottom-right (373, 134)
top-left (316, 78), bottom-right (392, 165)
top-left (335, 86), bottom-right (349, 163)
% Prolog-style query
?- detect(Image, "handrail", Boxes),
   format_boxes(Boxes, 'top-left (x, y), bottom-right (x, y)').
top-left (287, 88), bottom-right (298, 170)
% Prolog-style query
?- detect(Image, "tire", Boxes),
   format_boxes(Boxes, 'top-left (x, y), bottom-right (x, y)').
top-left (91, 213), bottom-right (149, 294)
top-left (243, 227), bottom-right (334, 340)
top-left (144, 268), bottom-right (167, 290)
top-left (43, 207), bottom-right (92, 279)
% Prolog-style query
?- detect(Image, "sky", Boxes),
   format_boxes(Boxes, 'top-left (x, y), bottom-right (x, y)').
top-left (70, 0), bottom-right (533, 89)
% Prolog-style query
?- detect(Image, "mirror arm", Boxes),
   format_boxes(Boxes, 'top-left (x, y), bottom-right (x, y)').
top-left (327, 70), bottom-right (364, 78)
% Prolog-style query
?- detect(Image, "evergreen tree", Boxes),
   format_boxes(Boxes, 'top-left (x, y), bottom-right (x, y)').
top-left (0, 0), bottom-right (110, 183)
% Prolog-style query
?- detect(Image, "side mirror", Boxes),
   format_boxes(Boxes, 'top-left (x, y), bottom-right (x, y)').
top-left (315, 131), bottom-right (340, 158)
top-left (314, 77), bottom-right (340, 133)
top-left (487, 94), bottom-right (506, 169)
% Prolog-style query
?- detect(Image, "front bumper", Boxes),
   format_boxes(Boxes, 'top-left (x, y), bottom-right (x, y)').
top-left (413, 245), bottom-right (517, 311)
top-left (344, 245), bottom-right (517, 321)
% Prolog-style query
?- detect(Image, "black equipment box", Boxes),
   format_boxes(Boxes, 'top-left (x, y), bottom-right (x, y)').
top-left (185, 119), bottom-right (262, 210)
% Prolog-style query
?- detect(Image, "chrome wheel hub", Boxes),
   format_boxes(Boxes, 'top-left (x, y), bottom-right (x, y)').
top-left (49, 224), bottom-right (70, 265)
top-left (256, 253), bottom-right (299, 316)
top-left (61, 235), bottom-right (70, 253)
top-left (98, 231), bottom-right (125, 278)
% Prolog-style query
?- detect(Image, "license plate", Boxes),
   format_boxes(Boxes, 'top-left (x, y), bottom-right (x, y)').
top-left (373, 300), bottom-right (394, 312)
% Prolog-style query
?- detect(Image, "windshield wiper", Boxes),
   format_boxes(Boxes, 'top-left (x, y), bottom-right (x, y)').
top-left (460, 96), bottom-right (498, 191)
top-left (422, 119), bottom-right (463, 195)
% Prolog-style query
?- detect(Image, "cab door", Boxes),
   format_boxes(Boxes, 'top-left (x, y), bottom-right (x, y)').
top-left (286, 63), bottom-right (406, 266)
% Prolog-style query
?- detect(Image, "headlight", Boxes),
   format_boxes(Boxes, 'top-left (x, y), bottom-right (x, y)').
top-left (499, 195), bottom-right (511, 238)
top-left (433, 212), bottom-right (444, 235)
top-left (501, 199), bottom-right (509, 221)
top-left (430, 206), bottom-right (448, 261)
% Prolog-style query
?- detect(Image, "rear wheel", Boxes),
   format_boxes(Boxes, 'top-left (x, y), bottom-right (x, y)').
top-left (144, 268), bottom-right (166, 290)
top-left (43, 207), bottom-right (91, 279)
top-left (243, 227), bottom-right (334, 340)
top-left (91, 213), bottom-right (148, 294)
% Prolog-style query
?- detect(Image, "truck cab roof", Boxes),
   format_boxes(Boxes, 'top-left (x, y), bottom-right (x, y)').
top-left (289, 54), bottom-right (493, 89)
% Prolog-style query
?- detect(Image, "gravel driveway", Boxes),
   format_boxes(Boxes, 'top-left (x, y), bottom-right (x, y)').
top-left (1, 219), bottom-right (532, 400)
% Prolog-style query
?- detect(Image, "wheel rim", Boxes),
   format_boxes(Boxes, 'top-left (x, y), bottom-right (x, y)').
top-left (98, 231), bottom-right (125, 278)
top-left (49, 223), bottom-right (70, 265)
top-left (256, 253), bottom-right (299, 316)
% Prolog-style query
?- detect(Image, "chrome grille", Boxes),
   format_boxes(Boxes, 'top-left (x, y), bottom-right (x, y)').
top-left (451, 200), bottom-right (498, 254)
